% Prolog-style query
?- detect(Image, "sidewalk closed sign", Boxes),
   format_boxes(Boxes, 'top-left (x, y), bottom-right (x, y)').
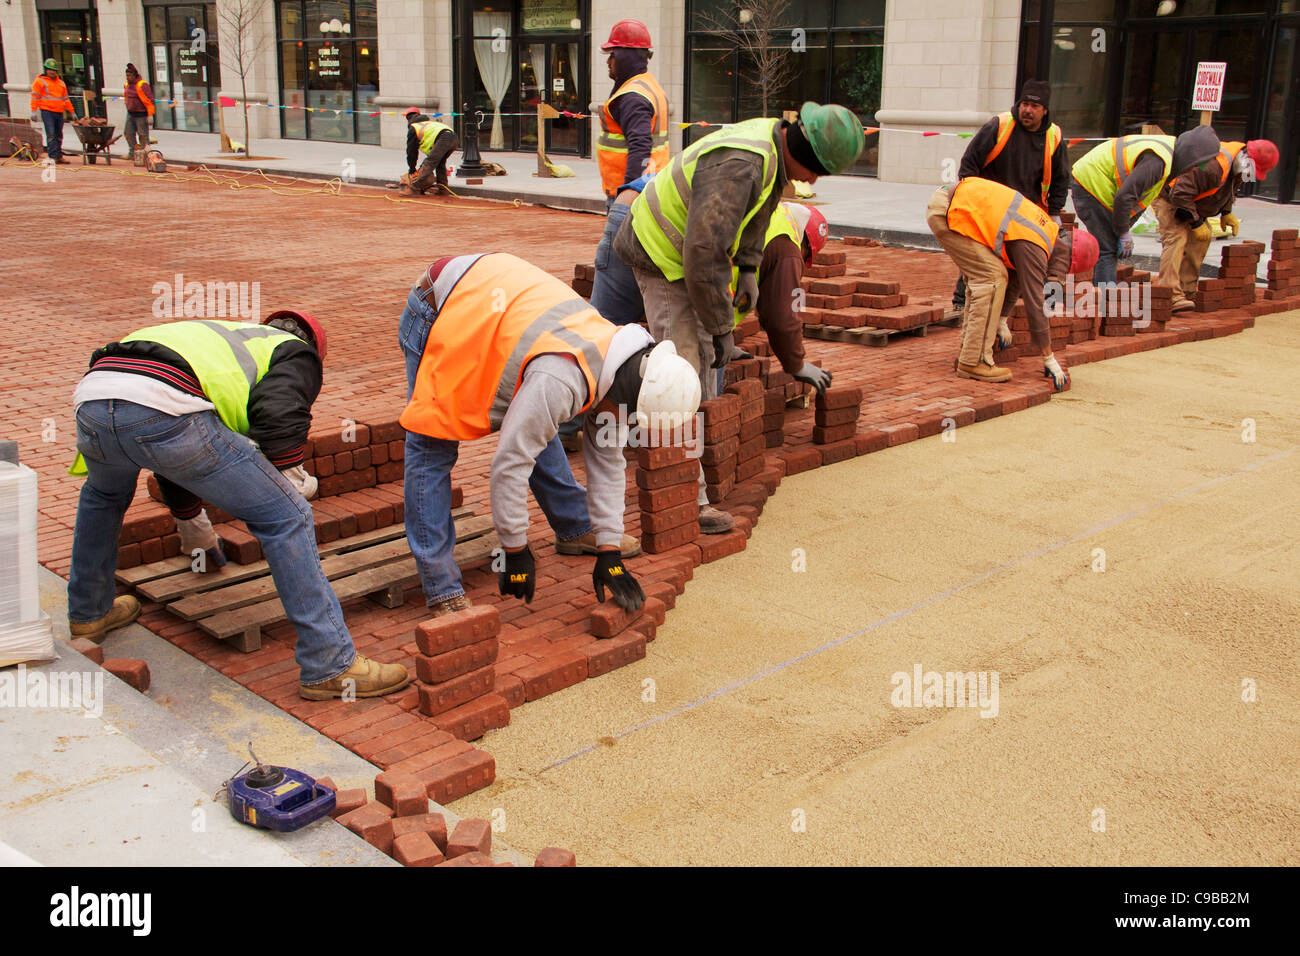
top-left (1191, 62), bottom-right (1227, 111)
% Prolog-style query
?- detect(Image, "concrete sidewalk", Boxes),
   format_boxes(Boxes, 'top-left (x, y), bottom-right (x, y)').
top-left (49, 123), bottom-right (1299, 276)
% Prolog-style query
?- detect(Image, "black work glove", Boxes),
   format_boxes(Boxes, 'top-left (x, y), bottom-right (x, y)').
top-left (593, 550), bottom-right (645, 613)
top-left (711, 331), bottom-right (734, 370)
top-left (498, 546), bottom-right (536, 604)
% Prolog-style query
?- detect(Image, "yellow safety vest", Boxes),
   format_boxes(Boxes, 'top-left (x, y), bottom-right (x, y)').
top-left (983, 111), bottom-right (1062, 209)
top-left (413, 120), bottom-right (454, 155)
top-left (1072, 135), bottom-right (1175, 214)
top-left (630, 117), bottom-right (782, 283)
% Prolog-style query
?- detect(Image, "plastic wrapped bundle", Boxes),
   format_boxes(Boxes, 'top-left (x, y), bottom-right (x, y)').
top-left (0, 462), bottom-right (55, 665)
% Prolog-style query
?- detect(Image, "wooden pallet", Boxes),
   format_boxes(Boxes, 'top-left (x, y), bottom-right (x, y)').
top-left (120, 508), bottom-right (497, 652)
top-left (803, 315), bottom-right (962, 347)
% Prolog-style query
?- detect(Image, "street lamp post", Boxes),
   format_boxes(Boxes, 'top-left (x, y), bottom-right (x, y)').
top-left (457, 101), bottom-right (490, 177)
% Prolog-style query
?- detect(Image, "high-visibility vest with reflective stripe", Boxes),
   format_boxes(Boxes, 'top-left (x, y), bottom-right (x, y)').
top-left (412, 120), bottom-right (454, 155)
top-left (1072, 135), bottom-right (1175, 213)
top-left (947, 178), bottom-right (1059, 269)
top-left (598, 72), bottom-right (670, 197)
top-left (630, 118), bottom-right (782, 283)
top-left (982, 111), bottom-right (1062, 209)
top-left (129, 79), bottom-right (155, 116)
top-left (121, 320), bottom-right (302, 435)
top-left (730, 202), bottom-right (802, 324)
top-left (30, 74), bottom-right (72, 113)
top-left (1184, 141), bottom-right (1245, 201)
top-left (399, 253), bottom-right (619, 441)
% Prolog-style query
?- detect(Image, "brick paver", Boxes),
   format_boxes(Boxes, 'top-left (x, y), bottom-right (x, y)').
top-left (4, 165), bottom-right (1295, 807)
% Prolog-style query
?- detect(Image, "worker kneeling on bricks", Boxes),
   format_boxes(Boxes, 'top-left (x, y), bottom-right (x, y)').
top-left (66, 312), bottom-right (411, 700)
top-left (400, 253), bottom-right (700, 617)
top-left (927, 177), bottom-right (1099, 389)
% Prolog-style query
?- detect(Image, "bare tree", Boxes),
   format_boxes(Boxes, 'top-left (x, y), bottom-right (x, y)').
top-left (218, 0), bottom-right (270, 159)
top-left (698, 0), bottom-right (800, 119)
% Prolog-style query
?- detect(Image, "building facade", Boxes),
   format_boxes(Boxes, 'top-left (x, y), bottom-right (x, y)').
top-left (1, 0), bottom-right (1295, 201)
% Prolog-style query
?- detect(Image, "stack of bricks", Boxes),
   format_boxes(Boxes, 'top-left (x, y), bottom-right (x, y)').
top-left (762, 375), bottom-right (787, 448)
top-left (1097, 264), bottom-right (1144, 337)
top-left (1265, 229), bottom-right (1299, 300)
top-left (812, 387), bottom-right (863, 466)
top-left (413, 606), bottom-right (511, 742)
top-left (723, 378), bottom-right (766, 484)
top-left (306, 421), bottom-right (407, 493)
top-left (1211, 241), bottom-right (1264, 310)
top-left (699, 394), bottom-right (742, 504)
top-left (635, 442), bottom-right (701, 554)
top-left (571, 263), bottom-right (595, 298)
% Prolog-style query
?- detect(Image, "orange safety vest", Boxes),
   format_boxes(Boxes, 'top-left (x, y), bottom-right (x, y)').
top-left (982, 111), bottom-right (1063, 210)
top-left (128, 78), bottom-right (155, 116)
top-left (1184, 141), bottom-right (1245, 201)
top-left (598, 72), bottom-right (670, 197)
top-left (947, 178), bottom-right (1059, 268)
top-left (399, 253), bottom-right (620, 441)
top-left (30, 74), bottom-right (72, 113)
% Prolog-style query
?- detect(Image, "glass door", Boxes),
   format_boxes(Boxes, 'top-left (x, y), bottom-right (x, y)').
top-left (519, 40), bottom-right (546, 150)
top-left (41, 10), bottom-right (103, 119)
top-left (547, 40), bottom-right (581, 154)
top-left (1120, 29), bottom-right (1186, 134)
top-left (1258, 24), bottom-right (1297, 202)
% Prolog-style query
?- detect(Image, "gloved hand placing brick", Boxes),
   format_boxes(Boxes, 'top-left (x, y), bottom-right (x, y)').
top-left (1117, 232), bottom-right (1134, 258)
top-left (793, 362), bottom-right (831, 393)
top-left (175, 509), bottom-right (227, 574)
top-left (593, 549), bottom-right (644, 613)
top-left (282, 464), bottom-right (318, 500)
top-left (1042, 353), bottom-right (1069, 391)
top-left (498, 546), bottom-right (536, 604)
top-left (711, 331), bottom-right (734, 370)
top-left (996, 320), bottom-right (1014, 351)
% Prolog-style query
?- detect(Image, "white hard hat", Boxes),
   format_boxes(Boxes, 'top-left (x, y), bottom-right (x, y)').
top-left (634, 341), bottom-right (701, 432)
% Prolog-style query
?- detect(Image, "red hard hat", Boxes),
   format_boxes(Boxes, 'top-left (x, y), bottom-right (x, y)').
top-left (1070, 228), bottom-right (1100, 275)
top-left (403, 106), bottom-right (422, 118)
top-left (1246, 139), bottom-right (1279, 180)
top-left (602, 19), bottom-right (652, 52)
top-left (803, 206), bottom-right (829, 261)
top-left (264, 310), bottom-right (327, 362)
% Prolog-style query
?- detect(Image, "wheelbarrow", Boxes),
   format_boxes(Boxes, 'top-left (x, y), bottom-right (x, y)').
top-left (70, 123), bottom-right (118, 165)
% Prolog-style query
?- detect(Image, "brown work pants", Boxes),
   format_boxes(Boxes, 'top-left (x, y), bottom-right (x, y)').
top-left (633, 266), bottom-right (719, 506)
top-left (926, 188), bottom-right (1006, 368)
top-left (1152, 197), bottom-right (1208, 308)
top-left (409, 131), bottom-right (458, 194)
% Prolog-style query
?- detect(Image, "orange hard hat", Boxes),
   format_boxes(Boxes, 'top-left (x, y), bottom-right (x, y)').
top-left (602, 19), bottom-right (652, 52)
top-left (264, 310), bottom-right (327, 362)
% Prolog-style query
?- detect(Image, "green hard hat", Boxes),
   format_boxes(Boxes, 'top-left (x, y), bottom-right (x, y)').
top-left (799, 101), bottom-right (865, 175)
top-left (44, 58), bottom-right (60, 71)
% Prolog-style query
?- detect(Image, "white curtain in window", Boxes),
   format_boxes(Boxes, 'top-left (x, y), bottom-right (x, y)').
top-left (567, 43), bottom-right (579, 105)
top-left (473, 12), bottom-right (511, 149)
top-left (529, 45), bottom-right (547, 102)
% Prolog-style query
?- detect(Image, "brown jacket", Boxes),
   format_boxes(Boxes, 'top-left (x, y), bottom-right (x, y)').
top-left (1165, 163), bottom-right (1240, 223)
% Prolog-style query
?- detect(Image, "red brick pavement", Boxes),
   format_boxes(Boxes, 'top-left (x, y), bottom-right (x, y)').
top-left (4, 165), bottom-right (1296, 806)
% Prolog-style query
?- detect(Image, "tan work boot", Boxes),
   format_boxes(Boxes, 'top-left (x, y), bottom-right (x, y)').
top-left (698, 504), bottom-right (735, 534)
top-left (69, 595), bottom-right (141, 645)
top-left (1171, 297), bottom-right (1195, 313)
top-left (555, 531), bottom-right (642, 558)
top-left (299, 655), bottom-right (411, 700)
top-left (429, 594), bottom-right (473, 618)
top-left (956, 361), bottom-right (1013, 383)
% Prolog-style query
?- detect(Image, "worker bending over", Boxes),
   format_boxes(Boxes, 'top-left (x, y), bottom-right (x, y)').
top-left (400, 253), bottom-right (700, 617)
top-left (402, 107), bottom-right (458, 195)
top-left (613, 101), bottom-right (864, 531)
top-left (67, 314), bottom-right (410, 701)
top-left (1153, 139), bottom-right (1278, 313)
top-left (927, 178), bottom-right (1098, 387)
top-left (1070, 128), bottom-right (1220, 292)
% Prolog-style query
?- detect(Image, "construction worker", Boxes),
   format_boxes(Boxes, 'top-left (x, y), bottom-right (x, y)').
top-left (1153, 139), bottom-right (1279, 313)
top-left (66, 313), bottom-right (410, 700)
top-left (593, 181), bottom-right (834, 394)
top-left (952, 79), bottom-right (1069, 312)
top-left (400, 253), bottom-right (700, 616)
top-left (612, 102), bottom-right (864, 532)
top-left (402, 108), bottom-right (458, 195)
top-left (1069, 127), bottom-right (1220, 293)
top-left (123, 64), bottom-right (155, 163)
top-left (31, 58), bottom-right (75, 164)
top-left (597, 19), bottom-right (669, 209)
top-left (927, 177), bottom-right (1096, 388)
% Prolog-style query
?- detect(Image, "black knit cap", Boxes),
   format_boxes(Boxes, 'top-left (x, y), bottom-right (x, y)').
top-left (1018, 79), bottom-right (1050, 109)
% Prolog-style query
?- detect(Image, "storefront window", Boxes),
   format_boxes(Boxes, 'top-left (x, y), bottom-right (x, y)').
top-left (276, 0), bottom-right (379, 144)
top-left (40, 9), bottom-right (103, 119)
top-left (145, 3), bottom-right (220, 133)
top-left (0, 28), bottom-right (9, 116)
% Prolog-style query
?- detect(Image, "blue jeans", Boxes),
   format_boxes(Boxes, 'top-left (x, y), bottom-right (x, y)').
top-left (41, 110), bottom-right (66, 160)
top-left (398, 283), bottom-right (592, 605)
top-left (1071, 178), bottom-right (1120, 289)
top-left (590, 201), bottom-right (645, 326)
top-left (68, 400), bottom-right (356, 684)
